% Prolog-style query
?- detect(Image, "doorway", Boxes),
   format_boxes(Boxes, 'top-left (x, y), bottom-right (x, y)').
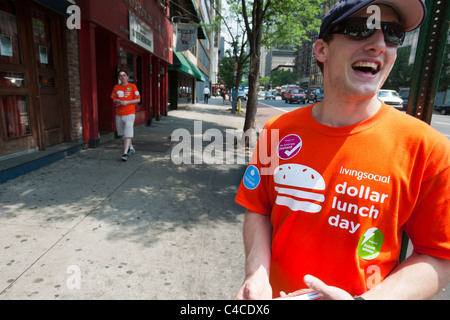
top-left (0, 0), bottom-right (68, 157)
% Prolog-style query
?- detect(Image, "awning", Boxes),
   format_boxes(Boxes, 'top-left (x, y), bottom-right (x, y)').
top-left (186, 58), bottom-right (205, 82)
top-left (35, 0), bottom-right (74, 16)
top-left (169, 52), bottom-right (205, 82)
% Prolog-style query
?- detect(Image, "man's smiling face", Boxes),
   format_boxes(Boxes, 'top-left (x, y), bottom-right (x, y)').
top-left (320, 4), bottom-right (400, 101)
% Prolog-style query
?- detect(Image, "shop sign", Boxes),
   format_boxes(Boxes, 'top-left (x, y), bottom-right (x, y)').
top-left (176, 23), bottom-right (197, 52)
top-left (129, 11), bottom-right (154, 53)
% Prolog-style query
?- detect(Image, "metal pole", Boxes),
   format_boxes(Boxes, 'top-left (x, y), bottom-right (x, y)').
top-left (400, 0), bottom-right (449, 263)
top-left (406, 0), bottom-right (449, 124)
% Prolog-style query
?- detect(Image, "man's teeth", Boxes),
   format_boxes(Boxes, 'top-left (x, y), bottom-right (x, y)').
top-left (352, 61), bottom-right (379, 72)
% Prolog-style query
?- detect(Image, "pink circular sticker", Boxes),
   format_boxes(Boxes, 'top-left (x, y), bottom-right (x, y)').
top-left (278, 134), bottom-right (302, 160)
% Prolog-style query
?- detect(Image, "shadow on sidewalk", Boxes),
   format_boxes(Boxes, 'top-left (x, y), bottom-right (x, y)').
top-left (0, 105), bottom-right (248, 247)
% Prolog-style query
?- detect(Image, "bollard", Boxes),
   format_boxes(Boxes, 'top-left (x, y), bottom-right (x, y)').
top-left (238, 99), bottom-right (241, 115)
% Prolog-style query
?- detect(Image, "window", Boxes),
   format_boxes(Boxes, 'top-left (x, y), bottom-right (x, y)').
top-left (0, 3), bottom-right (22, 65)
top-left (118, 49), bottom-right (143, 106)
top-left (0, 72), bottom-right (25, 87)
top-left (0, 95), bottom-right (31, 138)
top-left (32, 11), bottom-right (53, 68)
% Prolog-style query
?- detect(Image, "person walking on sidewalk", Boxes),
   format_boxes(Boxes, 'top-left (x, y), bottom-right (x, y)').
top-left (235, 0), bottom-right (450, 300)
top-left (111, 69), bottom-right (141, 161)
top-left (221, 89), bottom-right (227, 104)
top-left (203, 86), bottom-right (210, 104)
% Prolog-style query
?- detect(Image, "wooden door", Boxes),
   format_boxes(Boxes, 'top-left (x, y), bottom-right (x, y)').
top-left (31, 5), bottom-right (67, 148)
top-left (0, 0), bottom-right (37, 156)
top-left (0, 0), bottom-right (68, 157)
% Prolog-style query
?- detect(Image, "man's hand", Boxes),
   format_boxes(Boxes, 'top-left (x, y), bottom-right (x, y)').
top-left (113, 99), bottom-right (126, 106)
top-left (235, 266), bottom-right (272, 300)
top-left (304, 275), bottom-right (354, 300)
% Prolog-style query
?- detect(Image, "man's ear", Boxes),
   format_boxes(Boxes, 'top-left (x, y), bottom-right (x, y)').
top-left (314, 39), bottom-right (328, 64)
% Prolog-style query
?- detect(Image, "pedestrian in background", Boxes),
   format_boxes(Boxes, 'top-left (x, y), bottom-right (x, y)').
top-left (221, 89), bottom-right (227, 104)
top-left (111, 69), bottom-right (141, 161)
top-left (203, 86), bottom-right (210, 104)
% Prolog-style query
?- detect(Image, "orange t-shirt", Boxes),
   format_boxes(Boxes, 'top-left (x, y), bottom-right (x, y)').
top-left (110, 83), bottom-right (140, 116)
top-left (235, 103), bottom-right (450, 297)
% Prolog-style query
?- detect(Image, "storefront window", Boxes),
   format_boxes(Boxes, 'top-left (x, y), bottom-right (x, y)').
top-left (178, 75), bottom-right (193, 104)
top-left (32, 10), bottom-right (53, 69)
top-left (126, 51), bottom-right (134, 80)
top-left (0, 95), bottom-right (31, 138)
top-left (0, 2), bottom-right (22, 65)
top-left (119, 50), bottom-right (142, 105)
top-left (135, 55), bottom-right (142, 94)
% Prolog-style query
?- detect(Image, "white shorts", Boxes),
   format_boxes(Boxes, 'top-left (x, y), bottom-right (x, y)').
top-left (116, 114), bottom-right (135, 138)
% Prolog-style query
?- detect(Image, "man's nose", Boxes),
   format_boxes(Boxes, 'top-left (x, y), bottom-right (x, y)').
top-left (365, 29), bottom-right (387, 53)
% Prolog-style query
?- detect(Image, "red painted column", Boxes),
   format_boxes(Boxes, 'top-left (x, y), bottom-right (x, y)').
top-left (78, 20), bottom-right (99, 147)
top-left (152, 57), bottom-right (161, 121)
top-left (161, 63), bottom-right (167, 116)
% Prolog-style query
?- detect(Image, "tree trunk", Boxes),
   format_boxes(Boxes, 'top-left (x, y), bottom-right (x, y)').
top-left (243, 0), bottom-right (265, 138)
top-left (244, 55), bottom-right (260, 134)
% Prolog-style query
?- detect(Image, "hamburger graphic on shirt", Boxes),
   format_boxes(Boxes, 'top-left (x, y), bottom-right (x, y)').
top-left (274, 164), bottom-right (326, 214)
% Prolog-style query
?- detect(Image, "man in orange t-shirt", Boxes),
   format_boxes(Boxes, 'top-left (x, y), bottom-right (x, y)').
top-left (235, 0), bottom-right (450, 300)
top-left (111, 69), bottom-right (141, 161)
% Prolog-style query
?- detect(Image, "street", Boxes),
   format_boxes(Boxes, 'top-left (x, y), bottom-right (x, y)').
top-left (255, 97), bottom-right (450, 139)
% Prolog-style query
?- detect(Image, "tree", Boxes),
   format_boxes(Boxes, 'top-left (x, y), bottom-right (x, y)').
top-left (259, 76), bottom-right (270, 89)
top-left (271, 69), bottom-right (298, 87)
top-left (211, 1), bottom-right (250, 113)
top-left (239, 0), bottom-right (332, 140)
top-left (218, 50), bottom-right (250, 89)
top-left (383, 46), bottom-right (414, 91)
top-left (438, 43), bottom-right (450, 92)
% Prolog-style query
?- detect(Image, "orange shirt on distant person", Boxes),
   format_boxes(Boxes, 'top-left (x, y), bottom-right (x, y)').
top-left (111, 83), bottom-right (140, 116)
top-left (235, 103), bottom-right (450, 297)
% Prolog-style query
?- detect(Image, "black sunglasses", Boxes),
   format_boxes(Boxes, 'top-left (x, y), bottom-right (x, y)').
top-left (327, 17), bottom-right (405, 46)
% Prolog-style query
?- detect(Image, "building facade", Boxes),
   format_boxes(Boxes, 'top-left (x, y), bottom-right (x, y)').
top-left (77, 0), bottom-right (173, 147)
top-left (0, 0), bottom-right (173, 158)
top-left (264, 46), bottom-right (296, 79)
top-left (168, 0), bottom-right (214, 109)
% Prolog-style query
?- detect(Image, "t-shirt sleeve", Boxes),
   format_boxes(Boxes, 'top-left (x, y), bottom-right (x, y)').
top-left (405, 136), bottom-right (450, 260)
top-left (133, 84), bottom-right (140, 99)
top-left (111, 86), bottom-right (117, 99)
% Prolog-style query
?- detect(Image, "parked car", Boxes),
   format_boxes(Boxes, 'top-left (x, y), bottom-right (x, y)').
top-left (285, 88), bottom-right (306, 104)
top-left (281, 85), bottom-right (300, 100)
top-left (434, 102), bottom-right (450, 115)
top-left (265, 91), bottom-right (276, 100)
top-left (237, 90), bottom-right (247, 101)
top-left (306, 88), bottom-right (324, 103)
top-left (377, 90), bottom-right (404, 110)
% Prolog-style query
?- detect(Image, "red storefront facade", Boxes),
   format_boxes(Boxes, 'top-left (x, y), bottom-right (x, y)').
top-left (77, 0), bottom-right (173, 147)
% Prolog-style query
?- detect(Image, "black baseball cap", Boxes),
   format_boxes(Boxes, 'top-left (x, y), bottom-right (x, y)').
top-left (319, 0), bottom-right (426, 39)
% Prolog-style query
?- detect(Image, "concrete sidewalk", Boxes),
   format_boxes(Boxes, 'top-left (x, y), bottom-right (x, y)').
top-left (1, 96), bottom-right (448, 300)
top-left (0, 97), bottom-right (249, 299)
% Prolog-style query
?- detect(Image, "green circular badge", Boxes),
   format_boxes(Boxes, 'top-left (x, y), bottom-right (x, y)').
top-left (357, 228), bottom-right (384, 260)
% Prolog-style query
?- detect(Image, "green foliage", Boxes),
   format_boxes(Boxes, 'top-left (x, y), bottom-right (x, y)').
top-left (383, 46), bottom-right (414, 91)
top-left (218, 50), bottom-right (250, 89)
top-left (438, 43), bottom-right (450, 92)
top-left (262, 0), bottom-right (334, 49)
top-left (271, 69), bottom-right (298, 87)
top-left (259, 76), bottom-right (270, 85)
